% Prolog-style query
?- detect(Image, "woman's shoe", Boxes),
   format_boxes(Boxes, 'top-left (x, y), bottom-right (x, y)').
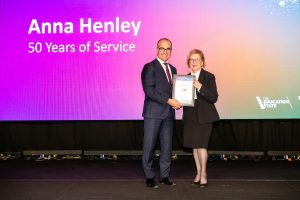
top-left (191, 181), bottom-right (200, 186)
top-left (199, 183), bottom-right (208, 188)
top-left (200, 174), bottom-right (208, 188)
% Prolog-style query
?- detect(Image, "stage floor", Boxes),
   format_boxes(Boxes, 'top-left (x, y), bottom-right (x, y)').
top-left (1, 157), bottom-right (300, 199)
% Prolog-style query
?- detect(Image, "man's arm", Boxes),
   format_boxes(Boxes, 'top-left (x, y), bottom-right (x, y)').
top-left (141, 63), bottom-right (169, 104)
top-left (142, 63), bottom-right (182, 109)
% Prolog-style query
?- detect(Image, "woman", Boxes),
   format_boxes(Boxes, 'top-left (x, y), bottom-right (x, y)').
top-left (183, 49), bottom-right (220, 187)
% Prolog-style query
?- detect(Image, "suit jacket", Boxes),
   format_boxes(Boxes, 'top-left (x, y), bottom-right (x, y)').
top-left (141, 58), bottom-right (177, 119)
top-left (183, 69), bottom-right (220, 124)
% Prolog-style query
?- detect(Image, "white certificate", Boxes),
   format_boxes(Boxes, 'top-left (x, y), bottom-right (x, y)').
top-left (172, 75), bottom-right (195, 107)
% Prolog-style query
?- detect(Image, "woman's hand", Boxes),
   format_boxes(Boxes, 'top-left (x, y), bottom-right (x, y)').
top-left (193, 79), bottom-right (202, 90)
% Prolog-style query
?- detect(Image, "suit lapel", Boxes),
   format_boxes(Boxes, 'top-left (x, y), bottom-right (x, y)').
top-left (169, 64), bottom-right (176, 75)
top-left (199, 69), bottom-right (205, 83)
top-left (154, 59), bottom-right (169, 84)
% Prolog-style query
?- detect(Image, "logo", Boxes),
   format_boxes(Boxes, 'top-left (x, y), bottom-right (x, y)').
top-left (256, 96), bottom-right (293, 110)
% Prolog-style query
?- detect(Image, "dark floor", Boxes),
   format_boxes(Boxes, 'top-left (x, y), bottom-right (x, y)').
top-left (1, 157), bottom-right (300, 200)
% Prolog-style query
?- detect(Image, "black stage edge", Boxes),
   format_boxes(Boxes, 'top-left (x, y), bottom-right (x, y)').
top-left (0, 120), bottom-right (300, 152)
top-left (0, 158), bottom-right (300, 200)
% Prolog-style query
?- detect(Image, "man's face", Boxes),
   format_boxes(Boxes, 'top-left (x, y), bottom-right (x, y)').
top-left (157, 40), bottom-right (172, 62)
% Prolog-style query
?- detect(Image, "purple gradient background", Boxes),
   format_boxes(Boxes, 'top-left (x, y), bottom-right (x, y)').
top-left (1, 0), bottom-right (300, 120)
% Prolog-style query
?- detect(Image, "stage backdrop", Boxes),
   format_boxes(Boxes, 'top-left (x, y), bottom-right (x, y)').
top-left (1, 0), bottom-right (300, 120)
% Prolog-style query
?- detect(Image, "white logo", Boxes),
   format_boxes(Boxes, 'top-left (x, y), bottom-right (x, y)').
top-left (256, 96), bottom-right (293, 110)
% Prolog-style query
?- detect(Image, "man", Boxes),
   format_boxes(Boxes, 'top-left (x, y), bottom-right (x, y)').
top-left (141, 38), bottom-right (182, 188)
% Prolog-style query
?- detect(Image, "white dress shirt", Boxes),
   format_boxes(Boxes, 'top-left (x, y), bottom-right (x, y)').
top-left (156, 57), bottom-right (172, 83)
top-left (191, 69), bottom-right (201, 99)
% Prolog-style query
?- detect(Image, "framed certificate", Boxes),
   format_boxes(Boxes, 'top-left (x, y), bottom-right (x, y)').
top-left (172, 75), bottom-right (195, 107)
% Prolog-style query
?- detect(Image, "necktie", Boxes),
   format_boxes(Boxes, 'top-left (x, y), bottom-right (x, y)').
top-left (164, 63), bottom-right (172, 86)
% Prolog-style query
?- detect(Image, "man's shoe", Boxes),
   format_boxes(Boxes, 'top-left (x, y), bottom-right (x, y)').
top-left (146, 178), bottom-right (158, 188)
top-left (159, 177), bottom-right (176, 186)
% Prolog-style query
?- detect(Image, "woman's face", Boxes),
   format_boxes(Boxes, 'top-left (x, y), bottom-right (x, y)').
top-left (188, 53), bottom-right (203, 72)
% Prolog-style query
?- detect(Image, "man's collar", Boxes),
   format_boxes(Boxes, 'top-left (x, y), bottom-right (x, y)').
top-left (156, 57), bottom-right (168, 65)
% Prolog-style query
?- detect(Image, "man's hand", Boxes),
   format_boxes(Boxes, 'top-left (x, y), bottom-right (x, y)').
top-left (167, 99), bottom-right (182, 110)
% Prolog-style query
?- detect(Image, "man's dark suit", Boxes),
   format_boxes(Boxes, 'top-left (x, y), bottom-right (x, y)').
top-left (141, 58), bottom-right (177, 179)
top-left (183, 69), bottom-right (219, 124)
